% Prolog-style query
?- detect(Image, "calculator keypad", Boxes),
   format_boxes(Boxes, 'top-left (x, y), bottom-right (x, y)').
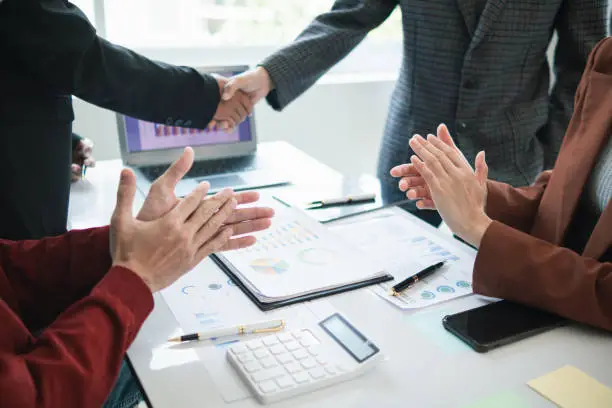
top-left (228, 329), bottom-right (347, 402)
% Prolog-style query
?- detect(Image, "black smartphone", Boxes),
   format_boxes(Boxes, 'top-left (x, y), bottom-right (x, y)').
top-left (442, 301), bottom-right (568, 353)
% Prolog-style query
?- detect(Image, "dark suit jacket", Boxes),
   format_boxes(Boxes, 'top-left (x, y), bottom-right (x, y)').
top-left (474, 37), bottom-right (612, 331)
top-left (260, 0), bottom-right (609, 202)
top-left (0, 0), bottom-right (220, 240)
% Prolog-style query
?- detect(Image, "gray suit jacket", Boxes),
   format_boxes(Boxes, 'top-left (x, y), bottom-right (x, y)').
top-left (261, 0), bottom-right (609, 201)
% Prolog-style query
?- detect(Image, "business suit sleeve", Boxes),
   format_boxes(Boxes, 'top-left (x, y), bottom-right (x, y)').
top-left (545, 0), bottom-right (609, 168)
top-left (260, 0), bottom-right (398, 111)
top-left (2, 0), bottom-right (220, 128)
top-left (474, 221), bottom-right (612, 331)
top-left (484, 171), bottom-right (551, 232)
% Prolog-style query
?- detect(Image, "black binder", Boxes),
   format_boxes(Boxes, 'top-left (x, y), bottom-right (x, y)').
top-left (211, 254), bottom-right (393, 311)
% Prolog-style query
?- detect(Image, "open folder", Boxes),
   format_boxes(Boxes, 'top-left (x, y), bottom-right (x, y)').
top-left (212, 205), bottom-right (393, 311)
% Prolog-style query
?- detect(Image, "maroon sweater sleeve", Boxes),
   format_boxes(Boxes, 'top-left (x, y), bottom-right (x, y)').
top-left (0, 228), bottom-right (154, 407)
top-left (0, 227), bottom-right (116, 330)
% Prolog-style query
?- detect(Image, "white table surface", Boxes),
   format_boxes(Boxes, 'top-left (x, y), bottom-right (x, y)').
top-left (69, 142), bottom-right (612, 408)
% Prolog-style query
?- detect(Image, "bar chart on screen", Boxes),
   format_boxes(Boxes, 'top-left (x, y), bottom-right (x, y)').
top-left (138, 121), bottom-right (241, 150)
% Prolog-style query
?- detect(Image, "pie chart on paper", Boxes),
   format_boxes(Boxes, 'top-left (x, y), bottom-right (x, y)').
top-left (250, 258), bottom-right (290, 275)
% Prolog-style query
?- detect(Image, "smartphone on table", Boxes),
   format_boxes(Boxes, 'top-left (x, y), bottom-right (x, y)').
top-left (442, 300), bottom-right (568, 353)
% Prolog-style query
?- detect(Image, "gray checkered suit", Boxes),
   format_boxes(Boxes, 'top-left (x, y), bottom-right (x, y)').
top-left (261, 0), bottom-right (609, 202)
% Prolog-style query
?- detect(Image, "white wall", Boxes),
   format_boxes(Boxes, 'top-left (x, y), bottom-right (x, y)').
top-left (72, 77), bottom-right (396, 177)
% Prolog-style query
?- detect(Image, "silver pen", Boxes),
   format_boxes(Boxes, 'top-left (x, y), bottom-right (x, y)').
top-left (305, 193), bottom-right (376, 209)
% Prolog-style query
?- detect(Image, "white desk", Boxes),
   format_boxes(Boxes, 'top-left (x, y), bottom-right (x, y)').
top-left (69, 142), bottom-right (612, 408)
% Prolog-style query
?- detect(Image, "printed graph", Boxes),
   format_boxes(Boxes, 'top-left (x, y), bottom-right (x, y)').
top-left (436, 285), bottom-right (456, 294)
top-left (250, 258), bottom-right (290, 275)
top-left (421, 291), bottom-right (436, 300)
top-left (456, 280), bottom-right (471, 288)
top-left (242, 220), bottom-right (319, 253)
top-left (411, 236), bottom-right (460, 263)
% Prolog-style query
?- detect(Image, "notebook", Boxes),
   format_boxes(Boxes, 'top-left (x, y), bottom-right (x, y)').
top-left (213, 204), bottom-right (393, 310)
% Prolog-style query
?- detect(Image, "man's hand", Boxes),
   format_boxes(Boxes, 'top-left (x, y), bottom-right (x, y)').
top-left (222, 66), bottom-right (273, 106)
top-left (71, 138), bottom-right (96, 182)
top-left (138, 147), bottom-right (274, 251)
top-left (110, 171), bottom-right (238, 292)
top-left (209, 74), bottom-right (254, 133)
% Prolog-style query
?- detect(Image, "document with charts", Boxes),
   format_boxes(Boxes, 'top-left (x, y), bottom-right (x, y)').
top-left (216, 204), bottom-right (392, 303)
top-left (329, 207), bottom-right (477, 309)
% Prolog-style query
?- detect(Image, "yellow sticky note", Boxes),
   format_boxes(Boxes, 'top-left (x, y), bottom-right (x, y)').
top-left (528, 365), bottom-right (612, 408)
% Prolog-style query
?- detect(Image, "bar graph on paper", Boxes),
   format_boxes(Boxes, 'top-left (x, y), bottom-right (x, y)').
top-left (238, 220), bottom-right (320, 254)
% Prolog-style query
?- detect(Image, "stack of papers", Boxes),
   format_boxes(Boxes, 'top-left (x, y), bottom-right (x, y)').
top-left (216, 204), bottom-right (392, 306)
top-left (329, 207), bottom-right (477, 309)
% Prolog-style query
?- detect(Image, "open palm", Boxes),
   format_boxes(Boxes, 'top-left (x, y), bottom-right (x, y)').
top-left (137, 147), bottom-right (274, 251)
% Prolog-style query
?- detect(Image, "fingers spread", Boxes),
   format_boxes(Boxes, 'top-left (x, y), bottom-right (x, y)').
top-left (220, 235), bottom-right (257, 252)
top-left (409, 136), bottom-right (448, 175)
top-left (194, 193), bottom-right (236, 245)
top-left (420, 134), bottom-right (458, 172)
top-left (399, 176), bottom-right (425, 192)
top-left (406, 185), bottom-right (430, 200)
top-left (225, 206), bottom-right (275, 224)
top-left (475, 151), bottom-right (489, 185)
top-left (390, 163), bottom-right (419, 178)
top-left (410, 155), bottom-right (439, 191)
top-left (196, 227), bottom-right (234, 261)
top-left (426, 134), bottom-right (465, 168)
top-left (228, 218), bottom-right (272, 236)
top-left (436, 124), bottom-right (457, 148)
top-left (174, 181), bottom-right (212, 221)
top-left (160, 147), bottom-right (195, 187)
top-left (114, 169), bottom-right (137, 219)
top-left (235, 191), bottom-right (260, 205)
top-left (416, 199), bottom-right (436, 210)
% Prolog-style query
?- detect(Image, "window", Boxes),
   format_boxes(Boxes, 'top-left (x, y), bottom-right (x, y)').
top-left (70, 0), bottom-right (402, 74)
top-left (101, 0), bottom-right (401, 48)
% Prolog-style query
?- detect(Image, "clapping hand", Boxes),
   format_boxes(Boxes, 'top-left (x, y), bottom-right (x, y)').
top-left (110, 146), bottom-right (275, 292)
top-left (390, 124), bottom-right (492, 247)
top-left (137, 147), bottom-right (274, 251)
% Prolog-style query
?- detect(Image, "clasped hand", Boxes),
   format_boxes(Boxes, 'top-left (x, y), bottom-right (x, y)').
top-left (208, 67), bottom-right (273, 132)
top-left (208, 74), bottom-right (254, 133)
top-left (390, 124), bottom-right (492, 247)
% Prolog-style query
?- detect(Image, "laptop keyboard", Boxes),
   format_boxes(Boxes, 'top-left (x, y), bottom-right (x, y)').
top-left (140, 156), bottom-right (257, 181)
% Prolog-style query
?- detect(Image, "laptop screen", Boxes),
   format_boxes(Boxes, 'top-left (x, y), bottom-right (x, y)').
top-left (122, 72), bottom-right (253, 153)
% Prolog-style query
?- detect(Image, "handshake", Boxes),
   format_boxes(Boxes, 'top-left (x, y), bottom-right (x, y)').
top-left (209, 67), bottom-right (274, 132)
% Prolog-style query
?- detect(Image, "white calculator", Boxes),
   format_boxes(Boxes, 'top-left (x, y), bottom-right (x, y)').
top-left (227, 313), bottom-right (383, 404)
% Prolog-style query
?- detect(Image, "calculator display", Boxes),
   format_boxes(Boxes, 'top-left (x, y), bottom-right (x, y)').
top-left (319, 314), bottom-right (379, 363)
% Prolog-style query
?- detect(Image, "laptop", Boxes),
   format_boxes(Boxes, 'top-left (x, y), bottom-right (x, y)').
top-left (116, 65), bottom-right (289, 197)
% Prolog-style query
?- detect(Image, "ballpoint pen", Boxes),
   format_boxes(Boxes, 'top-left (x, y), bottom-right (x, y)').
top-left (305, 193), bottom-right (376, 209)
top-left (81, 164), bottom-right (87, 180)
top-left (390, 261), bottom-right (446, 296)
top-left (168, 319), bottom-right (286, 343)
